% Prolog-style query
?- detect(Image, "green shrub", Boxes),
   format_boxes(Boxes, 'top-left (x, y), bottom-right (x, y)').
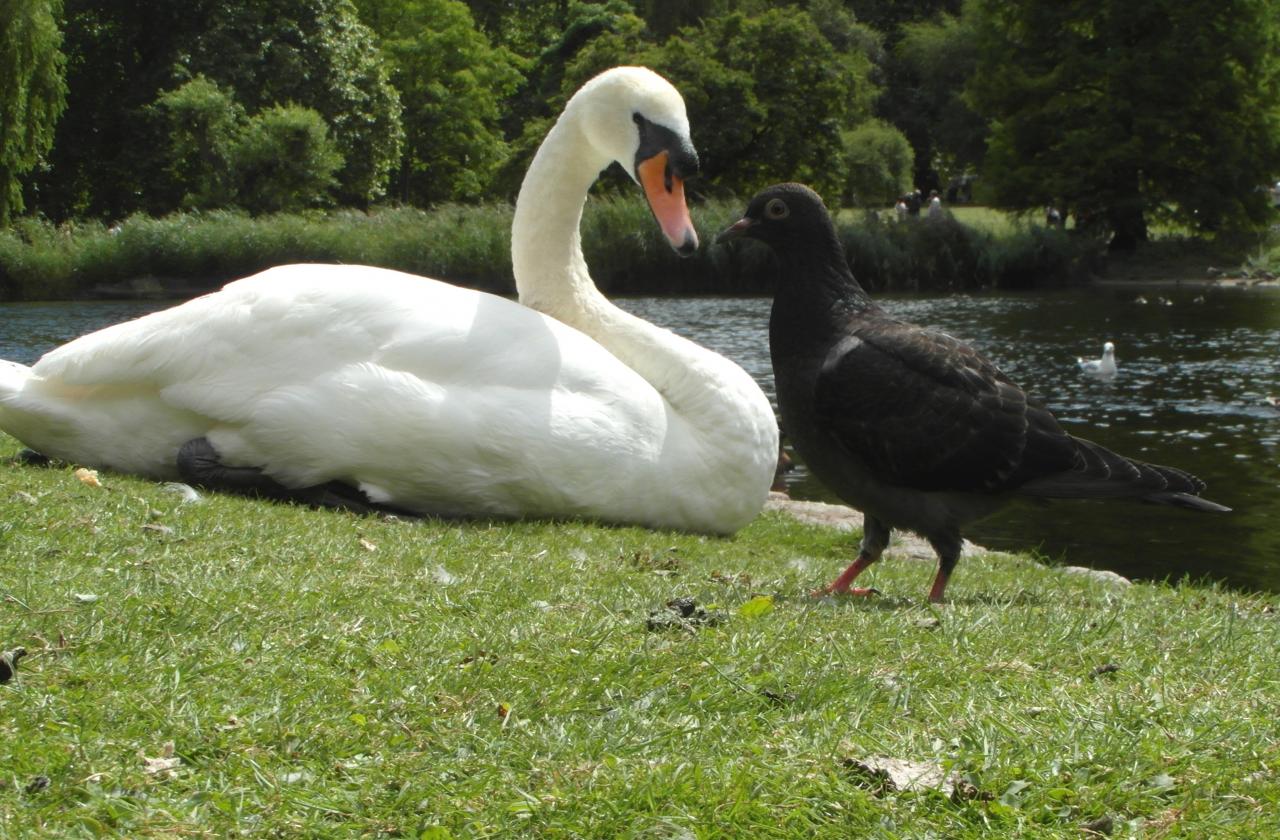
top-left (229, 105), bottom-right (344, 214)
top-left (152, 76), bottom-right (244, 210)
top-left (840, 119), bottom-right (914, 207)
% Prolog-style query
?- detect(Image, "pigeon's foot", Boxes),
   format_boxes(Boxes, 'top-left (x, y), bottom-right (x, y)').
top-left (810, 551), bottom-right (881, 598)
top-left (809, 583), bottom-right (880, 598)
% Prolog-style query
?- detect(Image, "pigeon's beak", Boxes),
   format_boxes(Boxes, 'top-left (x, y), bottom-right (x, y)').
top-left (715, 216), bottom-right (755, 244)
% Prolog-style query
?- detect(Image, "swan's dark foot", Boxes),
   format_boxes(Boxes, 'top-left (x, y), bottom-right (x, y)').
top-left (15, 449), bottom-right (52, 467)
top-left (176, 437), bottom-right (396, 515)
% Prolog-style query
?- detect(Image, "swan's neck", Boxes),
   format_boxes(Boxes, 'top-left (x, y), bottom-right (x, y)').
top-left (512, 116), bottom-right (604, 319)
top-left (511, 113), bottom-right (749, 425)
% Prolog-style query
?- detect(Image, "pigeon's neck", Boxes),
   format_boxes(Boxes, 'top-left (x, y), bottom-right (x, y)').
top-left (769, 247), bottom-right (878, 361)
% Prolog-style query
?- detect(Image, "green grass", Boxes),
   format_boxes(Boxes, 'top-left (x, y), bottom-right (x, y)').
top-left (3, 434), bottom-right (1280, 837)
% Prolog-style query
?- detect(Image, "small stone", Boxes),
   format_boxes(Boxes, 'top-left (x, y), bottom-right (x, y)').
top-left (667, 596), bottom-right (698, 617)
top-left (1082, 814), bottom-right (1114, 835)
top-left (841, 754), bottom-right (956, 796)
top-left (645, 597), bottom-right (726, 632)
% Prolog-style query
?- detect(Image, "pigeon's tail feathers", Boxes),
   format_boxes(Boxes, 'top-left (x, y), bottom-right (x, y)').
top-left (1019, 437), bottom-right (1227, 511)
top-left (1143, 491), bottom-right (1232, 513)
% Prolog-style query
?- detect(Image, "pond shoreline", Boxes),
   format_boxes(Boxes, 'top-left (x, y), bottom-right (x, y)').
top-left (25, 261), bottom-right (1280, 305)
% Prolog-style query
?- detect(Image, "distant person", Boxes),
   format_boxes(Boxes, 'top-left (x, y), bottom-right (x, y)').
top-left (895, 200), bottom-right (908, 222)
top-left (927, 190), bottom-right (943, 219)
top-left (900, 189), bottom-right (922, 216)
top-left (1045, 206), bottom-right (1062, 228)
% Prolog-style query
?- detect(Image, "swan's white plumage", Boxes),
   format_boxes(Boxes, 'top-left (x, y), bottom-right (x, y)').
top-left (0, 67), bottom-right (778, 534)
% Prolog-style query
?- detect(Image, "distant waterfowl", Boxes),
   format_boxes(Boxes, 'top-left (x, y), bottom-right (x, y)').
top-left (0, 67), bottom-right (778, 534)
top-left (718, 183), bottom-right (1229, 603)
top-left (1077, 341), bottom-right (1118, 378)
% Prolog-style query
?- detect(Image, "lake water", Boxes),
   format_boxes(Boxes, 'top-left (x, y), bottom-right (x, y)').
top-left (2, 288), bottom-right (1278, 590)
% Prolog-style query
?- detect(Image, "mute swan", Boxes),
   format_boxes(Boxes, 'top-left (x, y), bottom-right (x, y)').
top-left (0, 67), bottom-right (779, 534)
top-left (1077, 341), bottom-right (1117, 377)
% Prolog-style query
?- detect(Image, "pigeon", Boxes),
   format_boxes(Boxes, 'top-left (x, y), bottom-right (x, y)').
top-left (1077, 341), bottom-right (1118, 378)
top-left (717, 183), bottom-right (1229, 603)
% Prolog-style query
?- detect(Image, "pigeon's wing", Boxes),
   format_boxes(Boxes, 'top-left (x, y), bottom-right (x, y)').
top-left (813, 318), bottom-right (1076, 493)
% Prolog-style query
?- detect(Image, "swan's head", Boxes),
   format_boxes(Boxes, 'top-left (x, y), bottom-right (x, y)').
top-left (1103, 341), bottom-right (1115, 355)
top-left (572, 67), bottom-right (700, 256)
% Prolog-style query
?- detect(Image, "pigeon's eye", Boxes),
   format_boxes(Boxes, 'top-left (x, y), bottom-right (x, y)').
top-left (765, 198), bottom-right (789, 220)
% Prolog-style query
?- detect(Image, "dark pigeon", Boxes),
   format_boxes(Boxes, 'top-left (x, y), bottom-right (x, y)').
top-left (718, 183), bottom-right (1229, 603)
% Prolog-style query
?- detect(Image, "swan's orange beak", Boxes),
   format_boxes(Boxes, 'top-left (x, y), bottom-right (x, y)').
top-left (637, 151), bottom-right (698, 257)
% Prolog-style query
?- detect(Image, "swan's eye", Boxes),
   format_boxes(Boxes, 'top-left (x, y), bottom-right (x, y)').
top-left (765, 199), bottom-right (790, 220)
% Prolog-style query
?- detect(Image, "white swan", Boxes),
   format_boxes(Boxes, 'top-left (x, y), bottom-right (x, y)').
top-left (1077, 341), bottom-right (1117, 378)
top-left (0, 67), bottom-right (779, 534)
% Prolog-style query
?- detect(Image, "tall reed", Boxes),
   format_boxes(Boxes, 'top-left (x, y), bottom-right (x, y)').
top-left (0, 200), bottom-right (1102, 302)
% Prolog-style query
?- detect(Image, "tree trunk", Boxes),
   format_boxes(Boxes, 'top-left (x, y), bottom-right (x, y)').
top-left (1106, 169), bottom-right (1148, 252)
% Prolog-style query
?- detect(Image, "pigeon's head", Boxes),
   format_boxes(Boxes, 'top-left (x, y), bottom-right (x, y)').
top-left (715, 183), bottom-right (838, 252)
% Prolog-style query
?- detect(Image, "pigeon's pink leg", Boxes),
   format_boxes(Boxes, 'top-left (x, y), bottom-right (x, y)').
top-left (925, 544), bottom-right (960, 604)
top-left (927, 567), bottom-right (951, 604)
top-left (811, 553), bottom-right (880, 597)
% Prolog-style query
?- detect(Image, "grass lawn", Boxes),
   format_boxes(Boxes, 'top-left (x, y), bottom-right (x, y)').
top-left (3, 433), bottom-right (1279, 837)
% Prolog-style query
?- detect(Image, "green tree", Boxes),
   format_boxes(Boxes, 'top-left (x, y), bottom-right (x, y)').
top-left (152, 76), bottom-right (244, 210)
top-left (968, 0), bottom-right (1280, 249)
top-left (518, 3), bottom-right (880, 200)
top-left (355, 0), bottom-right (521, 205)
top-left (30, 1), bottom-right (192, 218)
top-left (185, 0), bottom-right (403, 208)
top-left (31, 0), bottom-right (401, 219)
top-left (849, 0), bottom-right (962, 37)
top-left (893, 11), bottom-right (984, 191)
top-left (464, 0), bottom-right (573, 57)
top-left (0, 0), bottom-right (67, 225)
top-left (490, 1), bottom-right (645, 197)
top-left (229, 104), bottom-right (344, 214)
top-left (673, 7), bottom-right (877, 198)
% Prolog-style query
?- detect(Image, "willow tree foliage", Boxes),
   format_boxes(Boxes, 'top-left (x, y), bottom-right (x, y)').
top-left (0, 0), bottom-right (66, 225)
top-left (967, 0), bottom-right (1280, 249)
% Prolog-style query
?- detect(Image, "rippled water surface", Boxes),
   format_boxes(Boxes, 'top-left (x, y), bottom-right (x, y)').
top-left (3, 288), bottom-right (1278, 589)
top-left (621, 288), bottom-right (1280, 591)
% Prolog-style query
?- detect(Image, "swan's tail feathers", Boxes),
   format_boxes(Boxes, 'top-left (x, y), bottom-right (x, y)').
top-left (0, 361), bottom-right (68, 452)
top-left (0, 360), bottom-right (33, 401)
top-left (1019, 436), bottom-right (1230, 512)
